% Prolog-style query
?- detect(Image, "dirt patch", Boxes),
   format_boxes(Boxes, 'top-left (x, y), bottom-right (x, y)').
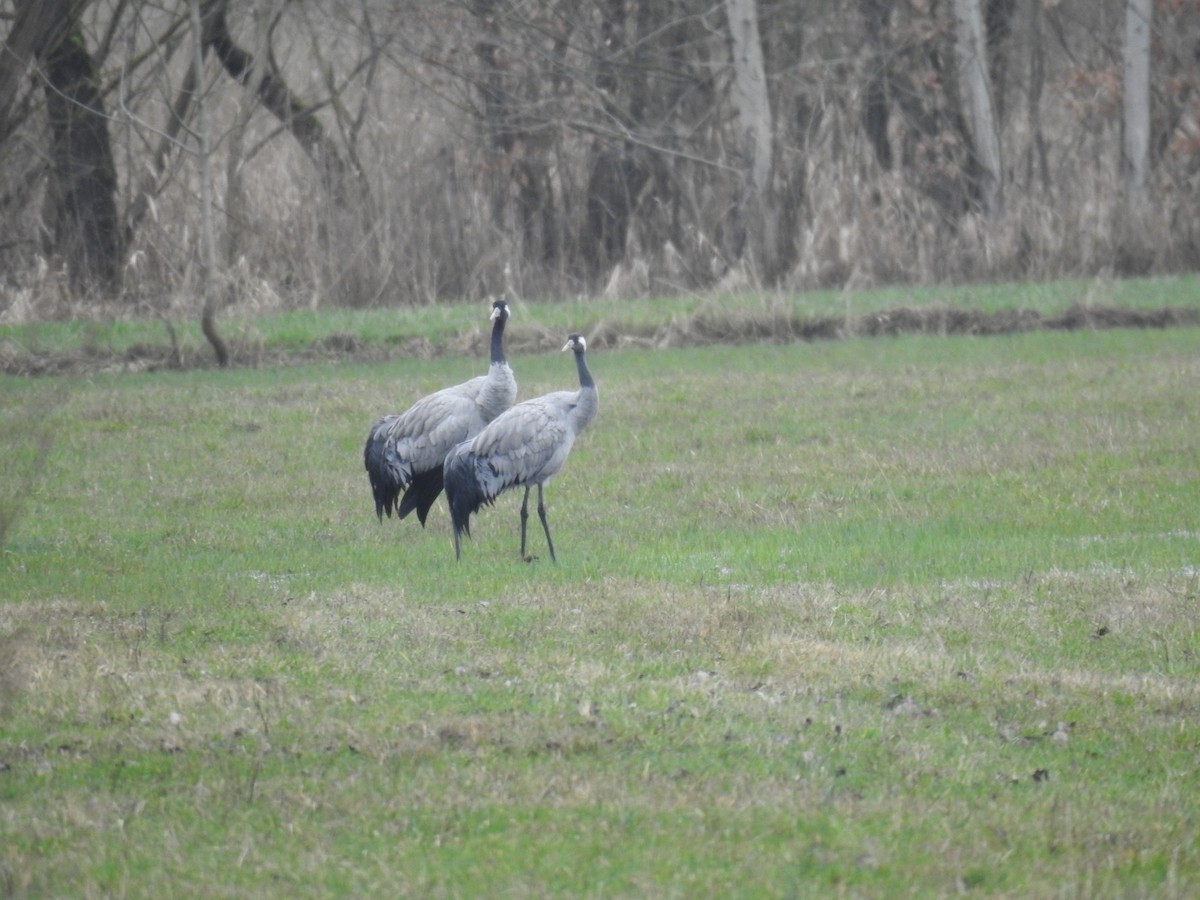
top-left (858, 303), bottom-right (1198, 337)
top-left (2, 303), bottom-right (1197, 378)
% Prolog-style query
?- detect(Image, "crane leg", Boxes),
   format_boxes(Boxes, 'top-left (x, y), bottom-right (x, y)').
top-left (519, 486), bottom-right (531, 560)
top-left (536, 484), bottom-right (556, 564)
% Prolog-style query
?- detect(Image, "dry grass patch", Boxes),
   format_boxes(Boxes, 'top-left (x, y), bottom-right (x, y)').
top-left (3, 561), bottom-right (1198, 897)
top-left (0, 600), bottom-right (285, 757)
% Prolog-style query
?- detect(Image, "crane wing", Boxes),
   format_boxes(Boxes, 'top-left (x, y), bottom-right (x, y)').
top-left (385, 388), bottom-right (487, 473)
top-left (468, 394), bottom-right (577, 502)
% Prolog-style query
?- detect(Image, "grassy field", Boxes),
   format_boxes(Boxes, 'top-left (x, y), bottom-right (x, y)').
top-left (1, 280), bottom-right (1199, 897)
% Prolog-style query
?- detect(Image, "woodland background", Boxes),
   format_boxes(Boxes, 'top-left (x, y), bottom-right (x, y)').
top-left (0, 0), bottom-right (1198, 329)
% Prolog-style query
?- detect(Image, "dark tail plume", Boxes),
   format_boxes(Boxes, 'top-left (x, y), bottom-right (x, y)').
top-left (397, 467), bottom-right (444, 526)
top-left (364, 421), bottom-right (410, 520)
top-left (443, 449), bottom-right (487, 555)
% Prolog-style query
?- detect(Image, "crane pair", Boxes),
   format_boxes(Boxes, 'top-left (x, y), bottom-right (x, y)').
top-left (363, 300), bottom-right (598, 562)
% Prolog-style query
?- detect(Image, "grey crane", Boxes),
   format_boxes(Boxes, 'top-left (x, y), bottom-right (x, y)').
top-left (363, 299), bottom-right (517, 526)
top-left (443, 333), bottom-right (598, 562)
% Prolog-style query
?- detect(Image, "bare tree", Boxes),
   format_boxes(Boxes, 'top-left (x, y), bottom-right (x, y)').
top-left (859, 0), bottom-right (892, 171)
top-left (1024, 0), bottom-right (1051, 195)
top-left (189, 0), bottom-right (227, 366)
top-left (469, 0), bottom-right (561, 272)
top-left (0, 0), bottom-right (87, 138)
top-left (121, 9), bottom-right (198, 251)
top-left (726, 0), bottom-right (771, 196)
top-left (3, 0), bottom-right (1200, 319)
top-left (2, 0), bottom-right (121, 291)
top-left (200, 0), bottom-right (360, 200)
top-left (1122, 0), bottom-right (1152, 200)
top-left (220, 0), bottom-right (275, 267)
top-left (725, 0), bottom-right (777, 278)
top-left (953, 0), bottom-right (1003, 216)
top-left (45, 17), bottom-right (122, 290)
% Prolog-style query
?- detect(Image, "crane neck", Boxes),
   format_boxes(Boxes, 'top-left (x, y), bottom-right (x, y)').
top-left (570, 347), bottom-right (598, 433)
top-left (574, 347), bottom-right (595, 391)
top-left (489, 312), bottom-right (508, 366)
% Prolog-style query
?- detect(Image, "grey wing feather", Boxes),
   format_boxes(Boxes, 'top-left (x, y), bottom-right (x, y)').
top-left (386, 387), bottom-right (487, 472)
top-left (469, 394), bottom-right (577, 501)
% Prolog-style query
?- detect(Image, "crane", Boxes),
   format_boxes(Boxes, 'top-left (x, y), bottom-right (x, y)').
top-left (364, 299), bottom-right (517, 526)
top-left (444, 333), bottom-right (598, 562)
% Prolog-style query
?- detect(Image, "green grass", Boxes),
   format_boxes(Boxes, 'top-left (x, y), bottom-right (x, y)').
top-left (3, 273), bottom-right (1198, 361)
top-left (2, 280), bottom-right (1199, 897)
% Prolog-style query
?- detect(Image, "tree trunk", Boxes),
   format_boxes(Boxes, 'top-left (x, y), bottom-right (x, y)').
top-left (952, 0), bottom-right (1003, 217)
top-left (1122, 0), bottom-right (1152, 200)
top-left (42, 20), bottom-right (123, 292)
top-left (580, 0), bottom-right (646, 281)
top-left (725, 0), bottom-right (777, 278)
top-left (859, 0), bottom-right (892, 170)
top-left (470, 0), bottom-right (559, 276)
top-left (0, 0), bottom-right (86, 142)
top-left (1025, 0), bottom-right (1051, 196)
top-left (983, 0), bottom-right (1017, 122)
top-left (726, 0), bottom-right (772, 199)
top-left (190, 0), bottom-right (229, 367)
top-left (583, 146), bottom-right (645, 278)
